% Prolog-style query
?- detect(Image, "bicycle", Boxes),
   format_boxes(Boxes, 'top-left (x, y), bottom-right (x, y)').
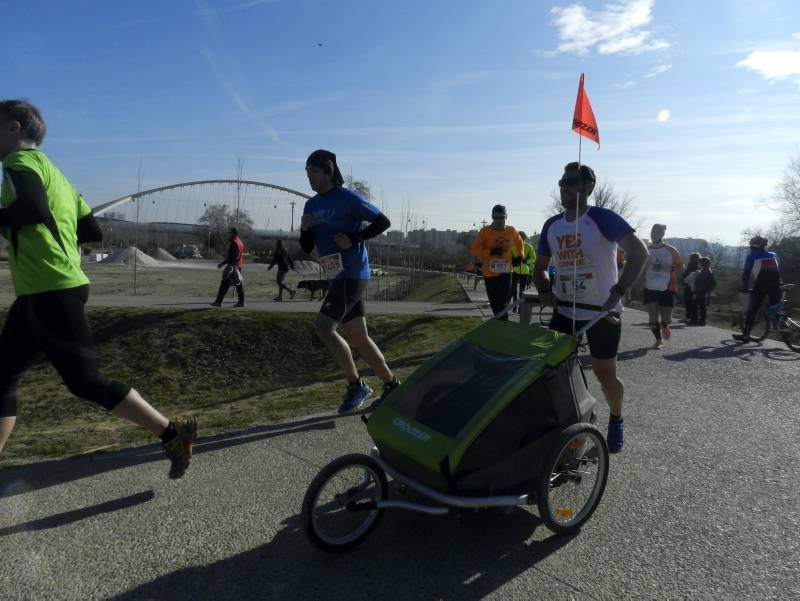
top-left (737, 284), bottom-right (799, 351)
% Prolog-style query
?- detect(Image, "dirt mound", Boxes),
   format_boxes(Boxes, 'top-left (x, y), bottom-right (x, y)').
top-left (152, 247), bottom-right (177, 261)
top-left (100, 247), bottom-right (160, 267)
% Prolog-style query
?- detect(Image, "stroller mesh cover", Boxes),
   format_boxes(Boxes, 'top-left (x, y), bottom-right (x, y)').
top-left (368, 319), bottom-right (594, 492)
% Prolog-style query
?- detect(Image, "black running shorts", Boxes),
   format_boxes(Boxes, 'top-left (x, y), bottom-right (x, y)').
top-left (549, 311), bottom-right (622, 360)
top-left (319, 278), bottom-right (368, 324)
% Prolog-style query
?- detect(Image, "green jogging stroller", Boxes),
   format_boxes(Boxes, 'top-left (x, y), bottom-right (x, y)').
top-left (302, 313), bottom-right (610, 552)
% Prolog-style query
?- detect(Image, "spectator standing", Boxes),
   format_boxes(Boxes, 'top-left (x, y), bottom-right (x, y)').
top-left (681, 252), bottom-right (701, 324)
top-left (692, 257), bottom-right (715, 326)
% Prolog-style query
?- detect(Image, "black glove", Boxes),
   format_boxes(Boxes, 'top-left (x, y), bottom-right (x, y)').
top-left (511, 256), bottom-right (522, 267)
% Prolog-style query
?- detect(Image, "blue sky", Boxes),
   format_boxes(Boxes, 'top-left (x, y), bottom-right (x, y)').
top-left (4, 0), bottom-right (800, 244)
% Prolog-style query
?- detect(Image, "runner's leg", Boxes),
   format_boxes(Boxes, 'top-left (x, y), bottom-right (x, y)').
top-left (591, 357), bottom-right (623, 416)
top-left (0, 298), bottom-right (42, 454)
top-left (314, 313), bottom-right (359, 382)
top-left (645, 300), bottom-right (661, 342)
top-left (342, 316), bottom-right (393, 383)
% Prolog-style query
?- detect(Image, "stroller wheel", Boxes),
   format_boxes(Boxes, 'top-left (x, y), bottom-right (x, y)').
top-left (537, 424), bottom-right (609, 534)
top-left (302, 453), bottom-right (388, 552)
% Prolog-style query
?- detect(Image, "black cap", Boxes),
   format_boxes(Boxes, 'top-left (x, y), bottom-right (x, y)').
top-left (492, 204), bottom-right (507, 216)
top-left (306, 149), bottom-right (345, 186)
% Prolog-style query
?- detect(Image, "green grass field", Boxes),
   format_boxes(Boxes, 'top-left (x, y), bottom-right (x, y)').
top-left (2, 307), bottom-right (479, 467)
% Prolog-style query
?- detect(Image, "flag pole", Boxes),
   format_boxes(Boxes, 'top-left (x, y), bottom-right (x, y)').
top-left (572, 134), bottom-right (582, 336)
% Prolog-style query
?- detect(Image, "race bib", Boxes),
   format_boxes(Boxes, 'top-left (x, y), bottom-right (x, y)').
top-left (558, 272), bottom-right (597, 301)
top-left (489, 259), bottom-right (511, 273)
top-left (320, 252), bottom-right (343, 279)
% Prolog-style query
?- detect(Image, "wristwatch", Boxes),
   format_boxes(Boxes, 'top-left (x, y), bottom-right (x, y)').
top-left (609, 283), bottom-right (626, 296)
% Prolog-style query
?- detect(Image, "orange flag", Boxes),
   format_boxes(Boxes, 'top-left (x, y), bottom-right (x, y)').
top-left (572, 73), bottom-right (600, 146)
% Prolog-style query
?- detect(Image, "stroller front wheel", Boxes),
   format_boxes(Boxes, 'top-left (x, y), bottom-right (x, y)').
top-left (302, 453), bottom-right (388, 552)
top-left (537, 423), bottom-right (609, 534)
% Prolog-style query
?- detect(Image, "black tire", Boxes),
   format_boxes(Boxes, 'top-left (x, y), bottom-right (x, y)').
top-left (537, 423), bottom-right (609, 534)
top-left (302, 453), bottom-right (388, 552)
top-left (781, 316), bottom-right (800, 352)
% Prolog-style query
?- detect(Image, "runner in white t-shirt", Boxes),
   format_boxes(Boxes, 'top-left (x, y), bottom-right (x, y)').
top-left (642, 224), bottom-right (684, 348)
top-left (534, 162), bottom-right (648, 453)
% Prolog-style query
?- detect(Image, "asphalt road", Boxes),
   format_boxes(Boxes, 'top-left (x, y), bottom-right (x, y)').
top-left (1, 308), bottom-right (799, 600)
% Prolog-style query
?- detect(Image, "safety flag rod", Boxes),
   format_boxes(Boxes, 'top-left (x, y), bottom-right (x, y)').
top-left (569, 73), bottom-right (600, 335)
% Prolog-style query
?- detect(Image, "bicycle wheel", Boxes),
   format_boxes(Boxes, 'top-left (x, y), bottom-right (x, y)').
top-left (781, 315), bottom-right (800, 352)
top-left (302, 454), bottom-right (388, 552)
top-left (537, 424), bottom-right (609, 534)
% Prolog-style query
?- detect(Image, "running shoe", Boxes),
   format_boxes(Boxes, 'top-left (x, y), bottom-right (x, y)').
top-left (233, 302), bottom-right (245, 308)
top-left (732, 333), bottom-right (751, 342)
top-left (653, 339), bottom-right (663, 349)
top-left (661, 325), bottom-right (671, 340)
top-left (607, 418), bottom-right (624, 454)
top-left (337, 379), bottom-right (372, 414)
top-left (368, 377), bottom-right (401, 411)
top-left (163, 417), bottom-right (198, 479)
top-left (210, 301), bottom-right (222, 307)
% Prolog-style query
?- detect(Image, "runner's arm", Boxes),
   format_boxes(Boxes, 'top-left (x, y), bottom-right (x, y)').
top-left (533, 253), bottom-right (552, 292)
top-left (0, 169), bottom-right (51, 228)
top-left (615, 232), bottom-right (648, 292)
top-left (348, 212), bottom-right (390, 245)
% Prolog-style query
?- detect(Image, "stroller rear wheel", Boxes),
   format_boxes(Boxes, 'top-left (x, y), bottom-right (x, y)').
top-left (302, 453), bottom-right (388, 552)
top-left (537, 423), bottom-right (609, 534)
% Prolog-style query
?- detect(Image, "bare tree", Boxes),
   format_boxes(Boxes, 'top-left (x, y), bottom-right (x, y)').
top-left (547, 180), bottom-right (638, 225)
top-left (198, 204), bottom-right (254, 247)
top-left (777, 154), bottom-right (800, 236)
top-left (344, 175), bottom-right (373, 201)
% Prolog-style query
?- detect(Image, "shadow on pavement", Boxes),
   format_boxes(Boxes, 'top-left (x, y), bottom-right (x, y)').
top-left (662, 339), bottom-right (800, 363)
top-left (114, 506), bottom-right (581, 601)
top-left (0, 415), bottom-right (336, 499)
top-left (0, 490), bottom-right (154, 537)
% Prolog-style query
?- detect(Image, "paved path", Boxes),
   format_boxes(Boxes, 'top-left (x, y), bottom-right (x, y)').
top-left (1, 307), bottom-right (799, 600)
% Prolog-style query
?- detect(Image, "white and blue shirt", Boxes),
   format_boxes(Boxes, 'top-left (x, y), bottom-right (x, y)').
top-left (538, 206), bottom-right (634, 320)
top-left (303, 186), bottom-right (380, 282)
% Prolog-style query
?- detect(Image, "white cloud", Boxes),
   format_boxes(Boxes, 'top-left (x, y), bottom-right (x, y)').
top-left (656, 109), bottom-right (670, 122)
top-left (792, 32), bottom-right (800, 40)
top-left (547, 0), bottom-right (669, 56)
top-left (736, 50), bottom-right (800, 81)
top-left (646, 63), bottom-right (672, 77)
top-left (614, 80), bottom-right (637, 89)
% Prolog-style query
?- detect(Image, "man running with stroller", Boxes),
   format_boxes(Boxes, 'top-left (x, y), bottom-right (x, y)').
top-left (733, 235), bottom-right (782, 342)
top-left (300, 149), bottom-right (399, 413)
top-left (0, 100), bottom-right (196, 477)
top-left (534, 162), bottom-right (648, 453)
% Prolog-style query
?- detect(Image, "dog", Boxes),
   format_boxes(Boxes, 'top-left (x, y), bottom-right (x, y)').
top-left (297, 279), bottom-right (330, 300)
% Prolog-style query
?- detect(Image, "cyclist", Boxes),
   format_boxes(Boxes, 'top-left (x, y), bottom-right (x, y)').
top-left (300, 149), bottom-right (399, 413)
top-left (642, 224), bottom-right (684, 348)
top-left (470, 205), bottom-right (523, 320)
top-left (0, 100), bottom-right (196, 477)
top-left (534, 162), bottom-right (648, 453)
top-left (733, 235), bottom-right (782, 342)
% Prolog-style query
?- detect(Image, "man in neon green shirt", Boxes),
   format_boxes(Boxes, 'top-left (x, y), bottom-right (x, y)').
top-left (0, 100), bottom-right (196, 478)
top-left (511, 231), bottom-right (536, 311)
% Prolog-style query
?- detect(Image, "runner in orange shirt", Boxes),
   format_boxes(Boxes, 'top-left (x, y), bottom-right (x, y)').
top-left (470, 204), bottom-right (523, 320)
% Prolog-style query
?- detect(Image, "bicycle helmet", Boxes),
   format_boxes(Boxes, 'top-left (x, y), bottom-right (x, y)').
top-left (749, 235), bottom-right (768, 248)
